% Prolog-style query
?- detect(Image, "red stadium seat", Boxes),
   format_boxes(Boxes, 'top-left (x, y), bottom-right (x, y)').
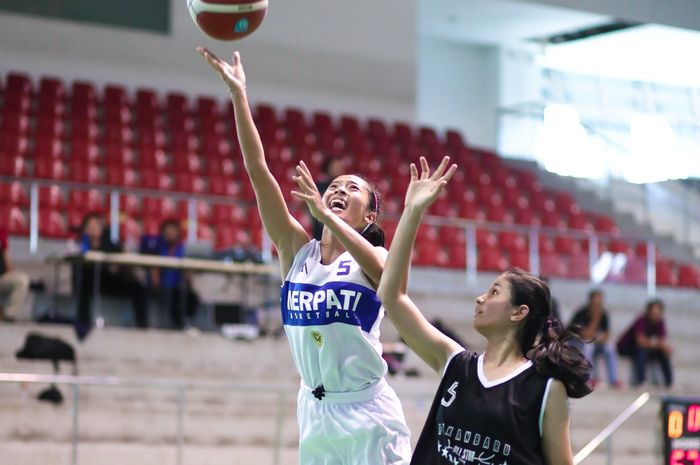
top-left (0, 156), bottom-right (27, 177)
top-left (34, 158), bottom-right (66, 180)
top-left (0, 133), bottom-right (29, 157)
top-left (69, 189), bottom-right (105, 213)
top-left (2, 206), bottom-right (29, 235)
top-left (6, 72), bottom-right (32, 95)
top-left (71, 163), bottom-right (103, 184)
top-left (106, 167), bottom-right (138, 187)
top-left (498, 231), bottom-right (527, 254)
top-left (594, 215), bottom-right (619, 235)
top-left (655, 259), bottom-right (676, 287)
top-left (478, 247), bottom-right (508, 272)
top-left (174, 174), bottom-right (206, 193)
top-left (39, 210), bottom-right (69, 238)
top-left (32, 136), bottom-right (65, 159)
top-left (39, 185), bottom-right (66, 209)
top-left (445, 130), bottom-right (465, 150)
top-left (166, 92), bottom-right (189, 115)
top-left (71, 81), bottom-right (97, 106)
top-left (677, 264), bottom-right (699, 288)
top-left (117, 194), bottom-right (141, 216)
top-left (140, 170), bottom-right (172, 190)
top-left (539, 253), bottom-right (566, 278)
top-left (0, 113), bottom-right (30, 136)
top-left (102, 84), bottom-right (127, 107)
top-left (135, 88), bottom-right (160, 114)
top-left (508, 250), bottom-right (530, 271)
top-left (0, 182), bottom-right (29, 207)
top-left (142, 197), bottom-right (179, 219)
top-left (71, 140), bottom-right (100, 163)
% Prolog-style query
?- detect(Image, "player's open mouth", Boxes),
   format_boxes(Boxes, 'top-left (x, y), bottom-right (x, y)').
top-left (329, 198), bottom-right (347, 212)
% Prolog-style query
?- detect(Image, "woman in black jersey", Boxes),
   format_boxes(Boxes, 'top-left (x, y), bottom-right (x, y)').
top-left (377, 156), bottom-right (593, 465)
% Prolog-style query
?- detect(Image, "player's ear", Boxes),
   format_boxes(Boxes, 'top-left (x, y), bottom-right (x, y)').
top-left (510, 304), bottom-right (529, 322)
top-left (364, 210), bottom-right (377, 225)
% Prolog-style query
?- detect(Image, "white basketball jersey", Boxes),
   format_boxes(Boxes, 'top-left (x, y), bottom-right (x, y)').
top-left (282, 240), bottom-right (388, 392)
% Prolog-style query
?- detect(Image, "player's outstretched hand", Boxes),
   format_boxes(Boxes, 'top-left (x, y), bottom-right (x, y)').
top-left (405, 156), bottom-right (457, 212)
top-left (196, 47), bottom-right (246, 95)
top-left (291, 161), bottom-right (331, 222)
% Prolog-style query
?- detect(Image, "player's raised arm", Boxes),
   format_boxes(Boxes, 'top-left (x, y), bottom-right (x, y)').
top-left (291, 161), bottom-right (386, 287)
top-left (377, 156), bottom-right (462, 373)
top-left (197, 48), bottom-right (308, 276)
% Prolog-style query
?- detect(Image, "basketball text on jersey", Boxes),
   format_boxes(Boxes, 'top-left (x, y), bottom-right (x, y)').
top-left (436, 423), bottom-right (511, 465)
top-left (281, 280), bottom-right (381, 332)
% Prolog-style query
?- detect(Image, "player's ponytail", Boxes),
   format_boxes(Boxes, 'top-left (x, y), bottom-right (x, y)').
top-left (504, 268), bottom-right (593, 399)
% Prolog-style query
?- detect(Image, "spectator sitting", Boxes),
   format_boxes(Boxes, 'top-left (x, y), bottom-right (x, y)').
top-left (0, 226), bottom-right (30, 322)
top-left (617, 298), bottom-right (673, 388)
top-left (568, 289), bottom-right (621, 388)
top-left (74, 213), bottom-right (148, 335)
top-left (141, 219), bottom-right (200, 330)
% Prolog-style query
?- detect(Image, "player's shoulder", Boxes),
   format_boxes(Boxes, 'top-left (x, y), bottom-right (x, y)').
top-left (442, 348), bottom-right (477, 376)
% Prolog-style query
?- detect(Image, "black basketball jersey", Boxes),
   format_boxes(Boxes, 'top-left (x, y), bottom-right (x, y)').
top-left (412, 349), bottom-right (553, 465)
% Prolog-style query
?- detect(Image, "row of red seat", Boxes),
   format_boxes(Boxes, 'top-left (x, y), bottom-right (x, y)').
top-left (2, 71), bottom-right (698, 287)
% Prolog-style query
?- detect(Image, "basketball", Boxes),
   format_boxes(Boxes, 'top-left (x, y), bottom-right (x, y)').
top-left (187, 0), bottom-right (268, 41)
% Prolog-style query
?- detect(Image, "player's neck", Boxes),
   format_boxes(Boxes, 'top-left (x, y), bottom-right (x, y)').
top-left (319, 232), bottom-right (345, 265)
top-left (483, 334), bottom-right (526, 367)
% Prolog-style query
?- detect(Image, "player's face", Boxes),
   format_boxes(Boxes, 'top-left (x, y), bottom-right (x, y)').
top-left (323, 175), bottom-right (376, 230)
top-left (473, 276), bottom-right (519, 335)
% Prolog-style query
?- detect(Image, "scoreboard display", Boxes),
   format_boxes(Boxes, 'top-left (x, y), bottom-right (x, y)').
top-left (662, 397), bottom-right (700, 465)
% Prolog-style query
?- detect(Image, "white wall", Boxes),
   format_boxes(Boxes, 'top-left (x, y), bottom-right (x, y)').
top-left (417, 39), bottom-right (501, 148)
top-left (0, 0), bottom-right (417, 121)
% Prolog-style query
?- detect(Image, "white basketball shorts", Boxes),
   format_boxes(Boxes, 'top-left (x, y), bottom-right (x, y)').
top-left (296, 378), bottom-right (411, 465)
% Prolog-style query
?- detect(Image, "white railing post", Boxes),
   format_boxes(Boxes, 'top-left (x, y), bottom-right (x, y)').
top-left (177, 387), bottom-right (186, 465)
top-left (273, 391), bottom-right (286, 465)
top-left (71, 384), bottom-right (80, 465)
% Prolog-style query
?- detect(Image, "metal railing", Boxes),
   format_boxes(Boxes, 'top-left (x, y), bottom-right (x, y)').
top-left (1, 372), bottom-right (654, 465)
top-left (573, 391), bottom-right (652, 465)
top-left (0, 372), bottom-right (297, 465)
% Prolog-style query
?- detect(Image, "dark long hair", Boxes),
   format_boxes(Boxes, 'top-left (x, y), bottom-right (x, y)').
top-left (357, 177), bottom-right (385, 247)
top-left (504, 268), bottom-right (593, 398)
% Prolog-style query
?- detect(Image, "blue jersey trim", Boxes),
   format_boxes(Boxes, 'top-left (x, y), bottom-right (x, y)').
top-left (281, 280), bottom-right (381, 332)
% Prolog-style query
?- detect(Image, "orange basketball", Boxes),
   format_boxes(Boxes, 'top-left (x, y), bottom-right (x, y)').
top-left (187, 0), bottom-right (268, 41)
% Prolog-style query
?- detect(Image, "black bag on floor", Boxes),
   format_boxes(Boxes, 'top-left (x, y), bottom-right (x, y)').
top-left (16, 332), bottom-right (78, 405)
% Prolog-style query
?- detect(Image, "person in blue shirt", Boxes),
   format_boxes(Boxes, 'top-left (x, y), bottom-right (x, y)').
top-left (74, 212), bottom-right (148, 335)
top-left (143, 219), bottom-right (199, 330)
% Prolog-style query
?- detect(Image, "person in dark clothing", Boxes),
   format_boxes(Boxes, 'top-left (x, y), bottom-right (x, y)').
top-left (143, 219), bottom-right (200, 330)
top-left (74, 213), bottom-right (148, 332)
top-left (618, 299), bottom-right (673, 387)
top-left (378, 157), bottom-right (592, 465)
top-left (312, 156), bottom-right (348, 240)
top-left (568, 289), bottom-right (620, 388)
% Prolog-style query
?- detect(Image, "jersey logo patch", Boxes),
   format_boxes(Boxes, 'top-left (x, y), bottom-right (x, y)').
top-left (311, 331), bottom-right (323, 347)
top-left (441, 381), bottom-right (459, 407)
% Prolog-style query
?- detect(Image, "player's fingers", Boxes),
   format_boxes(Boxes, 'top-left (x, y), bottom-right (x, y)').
top-left (409, 163), bottom-right (418, 181)
top-left (442, 164), bottom-right (458, 182)
top-left (233, 51), bottom-right (241, 67)
top-left (432, 156), bottom-right (451, 179)
top-left (420, 156), bottom-right (430, 179)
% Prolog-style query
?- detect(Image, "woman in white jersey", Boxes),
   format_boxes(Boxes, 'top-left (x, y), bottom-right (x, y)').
top-left (377, 157), bottom-right (593, 465)
top-left (197, 48), bottom-right (411, 465)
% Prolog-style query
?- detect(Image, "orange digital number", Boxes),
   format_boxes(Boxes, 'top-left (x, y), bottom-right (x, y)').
top-left (669, 410), bottom-right (684, 439)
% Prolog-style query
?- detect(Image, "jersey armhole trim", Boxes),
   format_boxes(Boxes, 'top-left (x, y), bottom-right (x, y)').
top-left (539, 377), bottom-right (554, 437)
top-left (442, 348), bottom-right (466, 378)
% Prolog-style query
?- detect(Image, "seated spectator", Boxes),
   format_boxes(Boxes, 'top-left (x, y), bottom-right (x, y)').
top-left (142, 219), bottom-right (200, 330)
top-left (617, 299), bottom-right (673, 388)
top-left (0, 226), bottom-right (30, 322)
top-left (74, 213), bottom-right (148, 334)
top-left (569, 289), bottom-right (621, 388)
